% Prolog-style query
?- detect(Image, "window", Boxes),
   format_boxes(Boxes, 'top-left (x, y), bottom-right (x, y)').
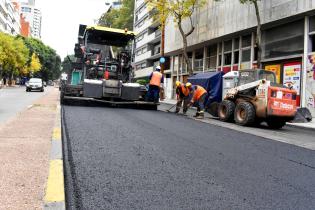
top-left (311, 35), bottom-right (315, 52)
top-left (154, 45), bottom-right (160, 55)
top-left (234, 51), bottom-right (239, 64)
top-left (206, 45), bottom-right (217, 69)
top-left (310, 16), bottom-right (315, 33)
top-left (242, 49), bottom-right (251, 62)
top-left (224, 40), bottom-right (232, 52)
top-left (242, 35), bottom-right (251, 48)
top-left (262, 19), bottom-right (304, 59)
top-left (194, 49), bottom-right (204, 71)
top-left (136, 34), bottom-right (144, 42)
top-left (141, 63), bottom-right (146, 69)
top-left (224, 53), bottom-right (232, 65)
top-left (224, 40), bottom-right (232, 66)
top-left (234, 38), bottom-right (240, 50)
top-left (233, 38), bottom-right (240, 65)
top-left (241, 34), bottom-right (252, 62)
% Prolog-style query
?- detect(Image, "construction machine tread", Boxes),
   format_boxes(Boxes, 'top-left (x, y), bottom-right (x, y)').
top-left (218, 100), bottom-right (235, 122)
top-left (234, 102), bottom-right (256, 126)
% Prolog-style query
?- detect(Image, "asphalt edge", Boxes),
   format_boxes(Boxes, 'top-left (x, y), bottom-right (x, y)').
top-left (43, 104), bottom-right (66, 210)
top-left (160, 101), bottom-right (315, 131)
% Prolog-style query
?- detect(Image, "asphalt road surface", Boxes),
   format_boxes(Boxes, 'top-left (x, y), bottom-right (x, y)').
top-left (0, 86), bottom-right (53, 124)
top-left (62, 105), bottom-right (315, 210)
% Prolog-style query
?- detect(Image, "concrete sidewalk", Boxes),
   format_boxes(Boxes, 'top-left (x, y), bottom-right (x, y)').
top-left (0, 88), bottom-right (60, 210)
top-left (161, 99), bottom-right (315, 130)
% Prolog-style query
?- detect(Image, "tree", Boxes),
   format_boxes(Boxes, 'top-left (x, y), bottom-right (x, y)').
top-left (26, 53), bottom-right (41, 75)
top-left (146, 0), bottom-right (170, 74)
top-left (0, 32), bottom-right (29, 83)
top-left (98, 0), bottom-right (135, 30)
top-left (215, 0), bottom-right (262, 68)
top-left (149, 0), bottom-right (206, 75)
top-left (21, 37), bottom-right (61, 80)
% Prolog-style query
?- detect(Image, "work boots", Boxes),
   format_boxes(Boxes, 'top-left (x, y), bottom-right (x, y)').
top-left (194, 111), bottom-right (204, 119)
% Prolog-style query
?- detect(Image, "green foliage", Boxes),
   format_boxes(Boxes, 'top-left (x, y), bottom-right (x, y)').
top-left (146, 0), bottom-right (170, 26)
top-left (0, 32), bottom-right (61, 81)
top-left (98, 0), bottom-right (135, 30)
top-left (147, 0), bottom-right (207, 75)
top-left (0, 32), bottom-right (29, 78)
top-left (61, 55), bottom-right (75, 76)
top-left (21, 37), bottom-right (62, 80)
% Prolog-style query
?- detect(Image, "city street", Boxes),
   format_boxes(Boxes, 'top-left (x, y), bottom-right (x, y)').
top-left (62, 105), bottom-right (315, 210)
top-left (0, 86), bottom-right (52, 124)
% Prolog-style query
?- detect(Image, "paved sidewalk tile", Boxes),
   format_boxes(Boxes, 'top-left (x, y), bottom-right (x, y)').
top-left (0, 88), bottom-right (60, 210)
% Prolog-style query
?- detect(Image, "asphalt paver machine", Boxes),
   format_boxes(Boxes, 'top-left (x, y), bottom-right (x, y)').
top-left (60, 25), bottom-right (156, 109)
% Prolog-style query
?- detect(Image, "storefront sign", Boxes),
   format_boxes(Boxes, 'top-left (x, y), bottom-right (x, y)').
top-left (283, 62), bottom-right (301, 95)
top-left (306, 54), bottom-right (315, 116)
top-left (265, 64), bottom-right (281, 84)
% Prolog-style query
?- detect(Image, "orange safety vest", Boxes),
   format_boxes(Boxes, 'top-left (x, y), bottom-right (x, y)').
top-left (180, 84), bottom-right (190, 97)
top-left (149, 71), bottom-right (162, 86)
top-left (192, 85), bottom-right (207, 102)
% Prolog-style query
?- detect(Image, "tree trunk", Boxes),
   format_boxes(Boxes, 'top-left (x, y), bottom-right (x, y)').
top-left (254, 1), bottom-right (262, 69)
top-left (161, 22), bottom-right (165, 74)
top-left (178, 21), bottom-right (193, 76)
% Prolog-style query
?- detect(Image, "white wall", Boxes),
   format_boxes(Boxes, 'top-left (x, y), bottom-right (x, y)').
top-left (165, 0), bottom-right (315, 54)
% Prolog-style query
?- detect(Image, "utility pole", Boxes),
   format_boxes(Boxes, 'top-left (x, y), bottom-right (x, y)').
top-left (160, 8), bottom-right (166, 100)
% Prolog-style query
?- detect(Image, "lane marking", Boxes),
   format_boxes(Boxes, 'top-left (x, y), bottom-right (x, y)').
top-left (52, 128), bottom-right (61, 140)
top-left (44, 160), bottom-right (65, 202)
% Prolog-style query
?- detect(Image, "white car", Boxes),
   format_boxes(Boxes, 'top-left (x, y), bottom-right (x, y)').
top-left (26, 78), bottom-right (44, 92)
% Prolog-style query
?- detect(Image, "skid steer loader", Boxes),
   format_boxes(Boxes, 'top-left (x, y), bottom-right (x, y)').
top-left (218, 69), bottom-right (297, 129)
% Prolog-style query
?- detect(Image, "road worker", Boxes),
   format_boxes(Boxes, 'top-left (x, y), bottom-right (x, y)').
top-left (175, 81), bottom-right (190, 114)
top-left (187, 84), bottom-right (207, 118)
top-left (147, 66), bottom-right (164, 103)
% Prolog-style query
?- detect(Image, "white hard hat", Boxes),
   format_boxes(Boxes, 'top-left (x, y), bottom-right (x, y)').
top-left (156, 66), bottom-right (161, 70)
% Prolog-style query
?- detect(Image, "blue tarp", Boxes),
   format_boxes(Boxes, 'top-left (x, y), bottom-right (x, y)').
top-left (188, 71), bottom-right (224, 108)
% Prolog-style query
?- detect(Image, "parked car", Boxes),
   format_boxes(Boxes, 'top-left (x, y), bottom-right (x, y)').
top-left (26, 78), bottom-right (44, 92)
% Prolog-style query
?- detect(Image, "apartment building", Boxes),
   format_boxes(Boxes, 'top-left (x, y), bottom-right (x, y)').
top-left (20, 0), bottom-right (41, 39)
top-left (133, 0), bottom-right (162, 76)
top-left (0, 0), bottom-right (21, 35)
top-left (133, 0), bottom-right (175, 98)
top-left (164, 0), bottom-right (315, 116)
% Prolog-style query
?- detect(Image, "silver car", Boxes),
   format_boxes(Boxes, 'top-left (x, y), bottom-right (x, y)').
top-left (26, 78), bottom-right (44, 92)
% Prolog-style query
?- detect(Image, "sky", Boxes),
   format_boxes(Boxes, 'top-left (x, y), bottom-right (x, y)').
top-left (36, 0), bottom-right (110, 59)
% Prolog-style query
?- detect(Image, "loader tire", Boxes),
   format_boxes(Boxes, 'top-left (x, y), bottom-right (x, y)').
top-left (234, 102), bottom-right (256, 126)
top-left (218, 100), bottom-right (235, 122)
top-left (266, 119), bottom-right (286, 129)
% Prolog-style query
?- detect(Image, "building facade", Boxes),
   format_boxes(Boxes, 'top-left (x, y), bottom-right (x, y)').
top-left (164, 0), bottom-right (315, 116)
top-left (133, 0), bottom-right (175, 98)
top-left (20, 0), bottom-right (41, 39)
top-left (0, 0), bottom-right (21, 35)
top-left (133, 0), bottom-right (162, 77)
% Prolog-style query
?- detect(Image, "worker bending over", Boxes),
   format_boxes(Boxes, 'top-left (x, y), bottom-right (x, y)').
top-left (148, 66), bottom-right (164, 103)
top-left (187, 84), bottom-right (207, 118)
top-left (175, 81), bottom-right (190, 114)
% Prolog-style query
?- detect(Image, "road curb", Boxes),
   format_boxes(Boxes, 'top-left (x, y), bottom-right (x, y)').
top-left (286, 123), bottom-right (315, 132)
top-left (43, 104), bottom-right (65, 210)
top-left (160, 102), bottom-right (315, 132)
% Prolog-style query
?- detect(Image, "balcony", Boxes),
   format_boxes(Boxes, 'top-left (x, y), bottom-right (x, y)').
top-left (134, 50), bottom-right (152, 63)
top-left (155, 30), bottom-right (161, 38)
top-left (134, 66), bottom-right (154, 79)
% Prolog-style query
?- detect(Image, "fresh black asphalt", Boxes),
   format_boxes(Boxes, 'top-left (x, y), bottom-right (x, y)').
top-left (62, 105), bottom-right (315, 210)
